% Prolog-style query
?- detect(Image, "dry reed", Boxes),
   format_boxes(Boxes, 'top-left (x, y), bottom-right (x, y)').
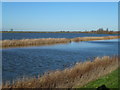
top-left (71, 36), bottom-right (120, 42)
top-left (2, 56), bottom-right (119, 88)
top-left (1, 36), bottom-right (120, 48)
top-left (1, 38), bottom-right (70, 48)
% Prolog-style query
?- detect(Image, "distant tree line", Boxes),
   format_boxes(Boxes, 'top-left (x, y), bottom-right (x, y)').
top-left (1, 28), bottom-right (119, 34)
top-left (90, 28), bottom-right (119, 34)
top-left (58, 28), bottom-right (119, 34)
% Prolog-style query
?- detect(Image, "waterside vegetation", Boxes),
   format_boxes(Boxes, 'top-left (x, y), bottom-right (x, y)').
top-left (81, 68), bottom-right (119, 88)
top-left (1, 36), bottom-right (120, 48)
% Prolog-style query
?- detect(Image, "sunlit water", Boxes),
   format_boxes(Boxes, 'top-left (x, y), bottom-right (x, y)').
top-left (2, 39), bottom-right (119, 82)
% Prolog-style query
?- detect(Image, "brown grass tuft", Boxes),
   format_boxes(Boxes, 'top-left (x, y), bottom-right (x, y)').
top-left (2, 56), bottom-right (119, 88)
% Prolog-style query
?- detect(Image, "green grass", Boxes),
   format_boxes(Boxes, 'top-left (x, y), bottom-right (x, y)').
top-left (81, 68), bottom-right (119, 88)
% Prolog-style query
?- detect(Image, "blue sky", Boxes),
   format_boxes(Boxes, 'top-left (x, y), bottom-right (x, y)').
top-left (2, 2), bottom-right (118, 31)
top-left (0, 2), bottom-right (2, 31)
top-left (2, 0), bottom-right (120, 2)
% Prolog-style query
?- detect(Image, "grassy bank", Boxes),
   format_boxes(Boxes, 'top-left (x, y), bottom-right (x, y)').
top-left (2, 56), bottom-right (118, 88)
top-left (1, 36), bottom-right (120, 48)
top-left (80, 68), bottom-right (119, 88)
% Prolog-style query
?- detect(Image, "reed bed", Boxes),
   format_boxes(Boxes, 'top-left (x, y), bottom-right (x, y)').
top-left (1, 38), bottom-right (70, 48)
top-left (2, 56), bottom-right (119, 89)
top-left (1, 36), bottom-right (120, 48)
top-left (71, 36), bottom-right (120, 42)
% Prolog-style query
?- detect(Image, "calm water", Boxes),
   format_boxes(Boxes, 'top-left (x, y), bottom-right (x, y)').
top-left (2, 39), bottom-right (119, 82)
top-left (2, 33), bottom-right (118, 40)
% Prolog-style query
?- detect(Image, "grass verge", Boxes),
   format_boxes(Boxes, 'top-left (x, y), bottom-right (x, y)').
top-left (79, 68), bottom-right (119, 88)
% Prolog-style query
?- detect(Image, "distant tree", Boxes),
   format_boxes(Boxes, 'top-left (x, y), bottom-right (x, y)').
top-left (97, 28), bottom-right (104, 32)
top-left (10, 29), bottom-right (13, 31)
top-left (106, 28), bottom-right (109, 32)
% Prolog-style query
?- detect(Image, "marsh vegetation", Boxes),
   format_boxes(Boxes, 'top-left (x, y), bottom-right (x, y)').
top-left (1, 36), bottom-right (120, 48)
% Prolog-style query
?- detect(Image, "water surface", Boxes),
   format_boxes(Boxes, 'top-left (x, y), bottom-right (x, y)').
top-left (2, 39), bottom-right (118, 82)
top-left (2, 33), bottom-right (118, 40)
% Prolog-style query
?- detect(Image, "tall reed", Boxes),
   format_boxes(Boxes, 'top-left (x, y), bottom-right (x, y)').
top-left (1, 36), bottom-right (120, 48)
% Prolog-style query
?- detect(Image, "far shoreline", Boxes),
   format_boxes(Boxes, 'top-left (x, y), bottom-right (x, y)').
top-left (1, 30), bottom-right (119, 34)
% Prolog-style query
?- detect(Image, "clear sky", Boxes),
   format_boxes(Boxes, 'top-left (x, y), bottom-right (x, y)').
top-left (0, 2), bottom-right (2, 31)
top-left (2, 0), bottom-right (120, 2)
top-left (2, 2), bottom-right (118, 31)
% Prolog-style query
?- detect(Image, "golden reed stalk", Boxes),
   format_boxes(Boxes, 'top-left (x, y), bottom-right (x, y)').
top-left (1, 36), bottom-right (120, 48)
